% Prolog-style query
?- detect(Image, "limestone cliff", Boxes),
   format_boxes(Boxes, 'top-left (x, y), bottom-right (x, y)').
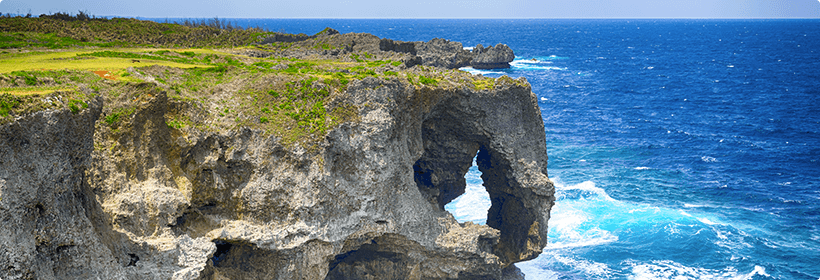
top-left (249, 28), bottom-right (517, 70)
top-left (0, 36), bottom-right (553, 280)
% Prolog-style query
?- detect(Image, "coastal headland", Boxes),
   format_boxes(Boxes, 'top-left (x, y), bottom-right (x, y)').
top-left (0, 15), bottom-right (554, 279)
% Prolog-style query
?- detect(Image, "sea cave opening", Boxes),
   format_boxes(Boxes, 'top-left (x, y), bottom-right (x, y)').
top-left (443, 154), bottom-right (491, 225)
top-left (412, 116), bottom-right (543, 262)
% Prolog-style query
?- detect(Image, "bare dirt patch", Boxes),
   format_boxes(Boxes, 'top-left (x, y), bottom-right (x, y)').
top-left (93, 70), bottom-right (116, 80)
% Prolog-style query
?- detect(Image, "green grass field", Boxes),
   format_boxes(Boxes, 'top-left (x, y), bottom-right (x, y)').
top-left (0, 14), bottom-right (501, 148)
top-left (0, 49), bottom-right (211, 74)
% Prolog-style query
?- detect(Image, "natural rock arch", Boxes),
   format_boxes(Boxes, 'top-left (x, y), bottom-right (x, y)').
top-left (412, 77), bottom-right (555, 264)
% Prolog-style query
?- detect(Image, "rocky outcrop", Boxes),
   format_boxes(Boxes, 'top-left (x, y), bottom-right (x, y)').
top-left (1, 52), bottom-right (551, 280)
top-left (379, 38), bottom-right (417, 55)
top-left (471, 44), bottom-right (516, 69)
top-left (413, 38), bottom-right (475, 69)
top-left (256, 29), bottom-right (516, 69)
top-left (257, 27), bottom-right (341, 45)
top-left (415, 40), bottom-right (516, 69)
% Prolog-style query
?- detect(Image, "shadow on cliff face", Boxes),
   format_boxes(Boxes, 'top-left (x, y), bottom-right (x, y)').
top-left (325, 234), bottom-right (423, 280)
top-left (324, 233), bottom-right (504, 280)
top-left (323, 233), bottom-right (523, 280)
top-left (198, 239), bottom-right (332, 279)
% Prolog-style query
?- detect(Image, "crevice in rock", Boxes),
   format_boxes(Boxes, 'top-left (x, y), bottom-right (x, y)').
top-left (34, 202), bottom-right (45, 215)
top-left (172, 211), bottom-right (187, 228)
top-left (126, 254), bottom-right (139, 267)
top-left (197, 202), bottom-right (217, 212)
top-left (211, 241), bottom-right (232, 267)
top-left (170, 207), bottom-right (223, 238)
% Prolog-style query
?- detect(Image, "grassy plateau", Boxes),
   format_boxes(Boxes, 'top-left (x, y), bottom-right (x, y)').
top-left (0, 13), bottom-right (502, 148)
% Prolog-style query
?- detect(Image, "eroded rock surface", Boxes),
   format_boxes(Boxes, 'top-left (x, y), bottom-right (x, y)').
top-left (0, 95), bottom-right (117, 280)
top-left (1, 70), bottom-right (553, 280)
top-left (471, 44), bottom-right (516, 69)
top-left (251, 28), bottom-right (517, 69)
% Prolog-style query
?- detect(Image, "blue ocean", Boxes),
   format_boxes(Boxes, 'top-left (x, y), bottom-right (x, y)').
top-left (153, 18), bottom-right (820, 279)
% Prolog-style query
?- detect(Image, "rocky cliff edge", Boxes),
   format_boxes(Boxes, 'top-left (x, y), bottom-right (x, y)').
top-left (252, 28), bottom-right (517, 70)
top-left (0, 31), bottom-right (554, 280)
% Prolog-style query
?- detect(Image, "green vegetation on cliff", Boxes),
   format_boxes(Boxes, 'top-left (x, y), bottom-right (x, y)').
top-left (0, 13), bottom-right (507, 148)
top-left (0, 13), bottom-right (271, 48)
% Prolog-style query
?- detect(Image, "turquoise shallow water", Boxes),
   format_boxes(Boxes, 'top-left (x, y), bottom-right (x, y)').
top-left (152, 18), bottom-right (820, 279)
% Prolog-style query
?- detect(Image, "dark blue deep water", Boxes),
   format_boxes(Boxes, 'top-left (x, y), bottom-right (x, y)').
top-left (155, 18), bottom-right (820, 279)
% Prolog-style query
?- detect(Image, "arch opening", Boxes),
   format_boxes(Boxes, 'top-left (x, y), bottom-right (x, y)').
top-left (443, 154), bottom-right (491, 225)
top-left (412, 112), bottom-right (547, 263)
top-left (411, 118), bottom-right (481, 210)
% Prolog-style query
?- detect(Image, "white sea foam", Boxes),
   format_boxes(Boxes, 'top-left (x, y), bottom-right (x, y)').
top-left (697, 217), bottom-right (720, 225)
top-left (518, 254), bottom-right (612, 280)
top-left (515, 263), bottom-right (562, 280)
top-left (635, 167), bottom-right (651, 170)
top-left (445, 181), bottom-right (490, 224)
top-left (557, 180), bottom-right (615, 201)
top-left (547, 227), bottom-right (618, 249)
top-left (554, 255), bottom-right (612, 276)
top-left (531, 178), bottom-right (771, 279)
top-left (684, 203), bottom-right (767, 215)
top-left (715, 228), bottom-right (755, 250)
top-left (629, 260), bottom-right (770, 280)
top-left (509, 59), bottom-right (567, 71)
top-left (444, 158), bottom-right (491, 224)
top-left (458, 66), bottom-right (505, 76)
top-left (542, 179), bottom-right (621, 252)
top-left (449, 171), bottom-right (767, 280)
top-left (683, 203), bottom-right (705, 208)
top-left (543, 55), bottom-right (569, 60)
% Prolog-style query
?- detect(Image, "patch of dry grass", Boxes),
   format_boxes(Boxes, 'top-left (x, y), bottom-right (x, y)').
top-left (0, 49), bottom-right (208, 74)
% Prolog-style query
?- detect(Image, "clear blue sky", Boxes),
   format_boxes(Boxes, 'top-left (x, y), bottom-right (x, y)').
top-left (1, 0), bottom-right (819, 18)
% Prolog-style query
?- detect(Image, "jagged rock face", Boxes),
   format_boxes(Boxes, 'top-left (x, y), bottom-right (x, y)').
top-left (0, 76), bottom-right (554, 279)
top-left (414, 38), bottom-right (475, 69)
top-left (258, 27), bottom-right (341, 45)
top-left (0, 97), bottom-right (115, 280)
top-left (413, 40), bottom-right (515, 69)
top-left (256, 31), bottom-right (516, 70)
top-left (471, 44), bottom-right (516, 69)
top-left (379, 38), bottom-right (417, 55)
